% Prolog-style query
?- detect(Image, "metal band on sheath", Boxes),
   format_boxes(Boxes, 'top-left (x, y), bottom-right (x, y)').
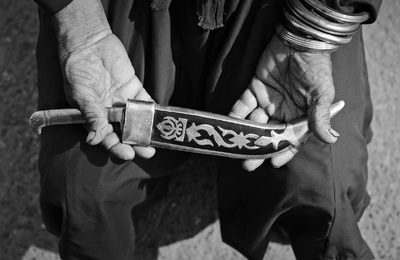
top-left (302, 0), bottom-right (370, 24)
top-left (287, 0), bottom-right (360, 36)
top-left (122, 100), bottom-right (154, 146)
top-left (283, 10), bottom-right (352, 45)
top-left (276, 24), bottom-right (340, 52)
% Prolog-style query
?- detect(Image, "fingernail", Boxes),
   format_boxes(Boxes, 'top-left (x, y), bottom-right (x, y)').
top-left (86, 131), bottom-right (96, 144)
top-left (327, 128), bottom-right (338, 143)
top-left (330, 128), bottom-right (340, 138)
top-left (242, 162), bottom-right (256, 172)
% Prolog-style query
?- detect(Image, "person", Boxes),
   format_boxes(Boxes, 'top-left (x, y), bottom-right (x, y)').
top-left (33, 0), bottom-right (382, 259)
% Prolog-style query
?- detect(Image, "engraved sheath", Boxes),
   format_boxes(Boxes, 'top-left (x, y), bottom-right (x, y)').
top-left (121, 100), bottom-right (313, 159)
top-left (30, 99), bottom-right (344, 160)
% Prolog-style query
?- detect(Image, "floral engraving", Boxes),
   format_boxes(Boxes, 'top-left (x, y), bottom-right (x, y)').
top-left (218, 127), bottom-right (260, 150)
top-left (157, 116), bottom-right (287, 150)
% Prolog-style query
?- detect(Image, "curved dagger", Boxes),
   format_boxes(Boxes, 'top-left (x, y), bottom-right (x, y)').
top-left (30, 99), bottom-right (344, 159)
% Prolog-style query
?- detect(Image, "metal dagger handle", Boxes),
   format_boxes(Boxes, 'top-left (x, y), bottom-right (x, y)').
top-left (30, 107), bottom-right (125, 134)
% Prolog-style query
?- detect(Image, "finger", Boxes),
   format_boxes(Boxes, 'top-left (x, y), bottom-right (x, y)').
top-left (270, 146), bottom-right (300, 168)
top-left (100, 124), bottom-right (155, 160)
top-left (133, 82), bottom-right (154, 102)
top-left (109, 143), bottom-right (136, 160)
top-left (242, 107), bottom-right (270, 172)
top-left (101, 131), bottom-right (136, 160)
top-left (100, 125), bottom-right (136, 160)
top-left (85, 123), bottom-right (113, 136)
top-left (133, 146), bottom-right (156, 159)
top-left (106, 124), bottom-right (113, 135)
top-left (247, 106), bottom-right (270, 122)
top-left (242, 159), bottom-right (265, 172)
top-left (248, 76), bottom-right (274, 111)
top-left (100, 129), bottom-right (119, 150)
top-left (308, 91), bottom-right (337, 144)
top-left (83, 101), bottom-right (110, 145)
top-left (229, 89), bottom-right (258, 119)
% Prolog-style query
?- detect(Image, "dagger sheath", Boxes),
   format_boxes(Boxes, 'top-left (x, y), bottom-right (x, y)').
top-left (121, 100), bottom-right (316, 159)
top-left (152, 108), bottom-right (291, 159)
top-left (152, 104), bottom-right (289, 159)
top-left (30, 100), bottom-right (344, 159)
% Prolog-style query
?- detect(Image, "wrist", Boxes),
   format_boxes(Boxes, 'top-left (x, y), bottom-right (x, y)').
top-left (54, 0), bottom-right (111, 61)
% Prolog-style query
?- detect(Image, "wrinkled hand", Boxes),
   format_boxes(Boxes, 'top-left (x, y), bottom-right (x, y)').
top-left (55, 0), bottom-right (155, 160)
top-left (229, 35), bottom-right (338, 170)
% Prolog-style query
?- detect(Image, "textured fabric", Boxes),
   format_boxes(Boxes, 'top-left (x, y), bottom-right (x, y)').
top-left (196, 0), bottom-right (226, 30)
top-left (217, 29), bottom-right (374, 259)
top-left (36, 0), bottom-right (380, 259)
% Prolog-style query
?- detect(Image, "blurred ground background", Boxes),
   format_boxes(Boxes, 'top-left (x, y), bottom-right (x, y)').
top-left (0, 0), bottom-right (399, 259)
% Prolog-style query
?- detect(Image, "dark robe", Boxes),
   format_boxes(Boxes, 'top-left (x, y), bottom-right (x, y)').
top-left (35, 0), bottom-right (381, 259)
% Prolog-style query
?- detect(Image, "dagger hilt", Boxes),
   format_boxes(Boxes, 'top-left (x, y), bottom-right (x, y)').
top-left (30, 107), bottom-right (125, 134)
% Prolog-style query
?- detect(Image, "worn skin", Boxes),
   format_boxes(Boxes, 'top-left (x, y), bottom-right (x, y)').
top-left (229, 35), bottom-right (338, 170)
top-left (54, 0), bottom-right (155, 160)
top-left (55, 0), bottom-right (337, 170)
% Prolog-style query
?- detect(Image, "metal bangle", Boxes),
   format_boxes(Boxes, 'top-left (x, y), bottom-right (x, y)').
top-left (302, 0), bottom-right (370, 24)
top-left (283, 9), bottom-right (352, 45)
top-left (275, 24), bottom-right (340, 53)
top-left (287, 0), bottom-right (360, 36)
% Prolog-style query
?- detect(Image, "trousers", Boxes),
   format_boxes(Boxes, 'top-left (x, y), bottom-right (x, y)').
top-left (36, 0), bottom-right (374, 259)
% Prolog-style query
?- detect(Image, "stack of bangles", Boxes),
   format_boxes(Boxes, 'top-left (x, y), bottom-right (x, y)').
top-left (276, 0), bottom-right (370, 52)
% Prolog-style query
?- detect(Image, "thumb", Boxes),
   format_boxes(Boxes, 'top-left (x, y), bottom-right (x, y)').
top-left (270, 146), bottom-right (299, 168)
top-left (81, 100), bottom-right (109, 145)
top-left (307, 93), bottom-right (338, 144)
top-left (270, 139), bottom-right (309, 168)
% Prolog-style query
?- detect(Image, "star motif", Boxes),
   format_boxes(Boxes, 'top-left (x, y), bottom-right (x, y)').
top-left (228, 132), bottom-right (250, 149)
top-left (186, 123), bottom-right (201, 142)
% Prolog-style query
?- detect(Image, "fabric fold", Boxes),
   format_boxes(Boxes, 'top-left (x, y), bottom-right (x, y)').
top-left (196, 0), bottom-right (226, 30)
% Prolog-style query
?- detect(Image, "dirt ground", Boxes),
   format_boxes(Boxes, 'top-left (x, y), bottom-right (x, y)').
top-left (0, 0), bottom-right (399, 259)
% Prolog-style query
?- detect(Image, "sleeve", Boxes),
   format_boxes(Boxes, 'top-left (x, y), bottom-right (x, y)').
top-left (325, 0), bottom-right (383, 24)
top-left (34, 0), bottom-right (73, 15)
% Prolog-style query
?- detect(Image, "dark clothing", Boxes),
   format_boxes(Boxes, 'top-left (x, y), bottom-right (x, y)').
top-left (36, 0), bottom-right (381, 259)
top-left (34, 0), bottom-right (383, 22)
top-left (34, 0), bottom-right (72, 14)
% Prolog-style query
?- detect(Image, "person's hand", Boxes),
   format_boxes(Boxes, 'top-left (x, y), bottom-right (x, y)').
top-left (229, 34), bottom-right (339, 170)
top-left (54, 0), bottom-right (155, 160)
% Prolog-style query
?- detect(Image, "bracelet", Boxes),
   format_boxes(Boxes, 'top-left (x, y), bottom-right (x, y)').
top-left (302, 0), bottom-right (370, 24)
top-left (283, 10), bottom-right (352, 45)
top-left (287, 0), bottom-right (360, 36)
top-left (276, 0), bottom-right (369, 53)
top-left (276, 24), bottom-right (340, 53)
